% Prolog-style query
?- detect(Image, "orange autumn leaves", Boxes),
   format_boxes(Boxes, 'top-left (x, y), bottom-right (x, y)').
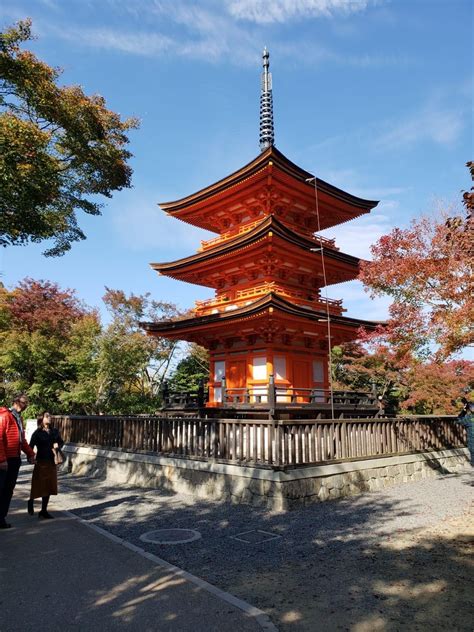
top-left (360, 209), bottom-right (473, 361)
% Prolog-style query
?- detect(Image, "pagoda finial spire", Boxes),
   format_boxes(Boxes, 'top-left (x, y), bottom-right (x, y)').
top-left (259, 47), bottom-right (274, 152)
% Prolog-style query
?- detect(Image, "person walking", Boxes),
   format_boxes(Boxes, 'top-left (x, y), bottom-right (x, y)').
top-left (28, 412), bottom-right (64, 519)
top-left (457, 396), bottom-right (474, 465)
top-left (0, 394), bottom-right (36, 529)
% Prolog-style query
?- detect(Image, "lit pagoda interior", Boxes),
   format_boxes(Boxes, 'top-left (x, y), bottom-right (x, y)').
top-left (143, 49), bottom-right (379, 408)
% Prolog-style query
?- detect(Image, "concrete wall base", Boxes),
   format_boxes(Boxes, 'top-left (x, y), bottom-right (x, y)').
top-left (63, 445), bottom-right (470, 511)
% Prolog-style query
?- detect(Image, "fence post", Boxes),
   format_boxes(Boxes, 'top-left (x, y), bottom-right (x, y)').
top-left (268, 374), bottom-right (276, 421)
top-left (268, 374), bottom-right (281, 467)
top-left (197, 378), bottom-right (205, 408)
top-left (221, 376), bottom-right (227, 407)
top-left (161, 380), bottom-right (170, 408)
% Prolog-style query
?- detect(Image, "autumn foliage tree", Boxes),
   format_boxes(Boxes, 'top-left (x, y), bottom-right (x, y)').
top-left (4, 278), bottom-right (86, 334)
top-left (332, 342), bottom-right (407, 414)
top-left (332, 341), bottom-right (473, 415)
top-left (401, 360), bottom-right (474, 415)
top-left (0, 19), bottom-right (138, 256)
top-left (360, 206), bottom-right (473, 361)
top-left (0, 278), bottom-right (90, 410)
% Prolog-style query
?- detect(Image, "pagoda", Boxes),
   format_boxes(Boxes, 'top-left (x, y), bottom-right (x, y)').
top-left (143, 49), bottom-right (378, 407)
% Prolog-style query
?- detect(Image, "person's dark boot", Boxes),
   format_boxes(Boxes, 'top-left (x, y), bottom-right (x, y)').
top-left (38, 511), bottom-right (53, 519)
top-left (27, 499), bottom-right (34, 515)
top-left (0, 519), bottom-right (12, 529)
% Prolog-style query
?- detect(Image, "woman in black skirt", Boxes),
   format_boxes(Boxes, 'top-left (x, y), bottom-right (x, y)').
top-left (28, 412), bottom-right (64, 519)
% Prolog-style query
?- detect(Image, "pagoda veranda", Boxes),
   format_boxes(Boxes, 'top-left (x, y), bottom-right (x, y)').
top-left (142, 50), bottom-right (379, 411)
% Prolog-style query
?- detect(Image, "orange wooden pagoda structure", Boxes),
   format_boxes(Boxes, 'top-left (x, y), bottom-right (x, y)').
top-left (143, 50), bottom-right (379, 408)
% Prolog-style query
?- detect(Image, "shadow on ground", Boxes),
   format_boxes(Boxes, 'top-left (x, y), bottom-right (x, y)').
top-left (30, 466), bottom-right (471, 632)
top-left (2, 483), bottom-right (262, 632)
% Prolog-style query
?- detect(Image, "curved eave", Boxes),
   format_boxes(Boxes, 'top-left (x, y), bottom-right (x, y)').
top-left (141, 292), bottom-right (379, 335)
top-left (151, 215), bottom-right (361, 278)
top-left (159, 146), bottom-right (378, 216)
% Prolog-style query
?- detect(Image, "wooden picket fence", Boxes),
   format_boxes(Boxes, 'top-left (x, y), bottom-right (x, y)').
top-left (52, 415), bottom-right (467, 470)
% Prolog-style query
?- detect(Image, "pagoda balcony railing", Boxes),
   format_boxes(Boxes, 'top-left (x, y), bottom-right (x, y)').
top-left (195, 294), bottom-right (232, 312)
top-left (198, 219), bottom-right (263, 251)
top-left (159, 377), bottom-right (377, 413)
top-left (194, 283), bottom-right (344, 316)
top-left (221, 385), bottom-right (377, 408)
top-left (198, 220), bottom-right (338, 252)
top-left (235, 283), bottom-right (343, 312)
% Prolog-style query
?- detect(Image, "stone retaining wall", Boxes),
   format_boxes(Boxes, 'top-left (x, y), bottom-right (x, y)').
top-left (63, 445), bottom-right (469, 511)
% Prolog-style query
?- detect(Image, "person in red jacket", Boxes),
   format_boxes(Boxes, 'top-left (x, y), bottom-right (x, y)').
top-left (0, 394), bottom-right (36, 529)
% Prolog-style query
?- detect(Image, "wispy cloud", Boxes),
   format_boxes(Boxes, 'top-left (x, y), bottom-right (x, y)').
top-left (318, 168), bottom-right (409, 200)
top-left (10, 0), bottom-right (407, 70)
top-left (276, 39), bottom-right (414, 68)
top-left (38, 0), bottom-right (60, 9)
top-left (309, 92), bottom-right (467, 159)
top-left (373, 104), bottom-right (465, 150)
top-left (50, 25), bottom-right (174, 57)
top-left (314, 165), bottom-right (398, 260)
top-left (320, 211), bottom-right (393, 260)
top-left (45, 3), bottom-right (259, 64)
top-left (226, 0), bottom-right (378, 24)
top-left (52, 23), bottom-right (408, 69)
top-left (332, 280), bottom-right (390, 320)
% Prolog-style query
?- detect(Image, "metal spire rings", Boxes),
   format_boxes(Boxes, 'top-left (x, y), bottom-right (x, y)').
top-left (259, 47), bottom-right (274, 152)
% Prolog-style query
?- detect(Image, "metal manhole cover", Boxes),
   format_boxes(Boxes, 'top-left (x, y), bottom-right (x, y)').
top-left (230, 529), bottom-right (282, 544)
top-left (139, 528), bottom-right (201, 544)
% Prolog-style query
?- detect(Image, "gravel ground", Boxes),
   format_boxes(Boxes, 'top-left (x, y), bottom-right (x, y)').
top-left (19, 466), bottom-right (473, 631)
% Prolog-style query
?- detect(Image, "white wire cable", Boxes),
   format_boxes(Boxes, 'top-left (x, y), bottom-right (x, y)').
top-left (307, 176), bottom-right (335, 419)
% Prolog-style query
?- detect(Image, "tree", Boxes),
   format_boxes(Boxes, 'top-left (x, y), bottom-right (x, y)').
top-left (0, 19), bottom-right (138, 256)
top-left (332, 342), bottom-right (406, 414)
top-left (168, 344), bottom-right (209, 392)
top-left (401, 360), bottom-right (474, 415)
top-left (0, 278), bottom-right (90, 412)
top-left (0, 279), bottom-right (182, 415)
top-left (4, 277), bottom-right (86, 334)
top-left (462, 160), bottom-right (473, 220)
top-left (332, 341), bottom-right (473, 415)
top-left (59, 314), bottom-right (102, 414)
top-left (61, 289), bottom-right (182, 414)
top-left (360, 205), bottom-right (473, 361)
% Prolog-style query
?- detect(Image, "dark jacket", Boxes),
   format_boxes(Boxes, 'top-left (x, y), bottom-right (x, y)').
top-left (29, 427), bottom-right (64, 462)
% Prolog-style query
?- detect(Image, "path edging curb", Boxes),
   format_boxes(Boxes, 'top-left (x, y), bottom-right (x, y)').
top-left (62, 509), bottom-right (279, 632)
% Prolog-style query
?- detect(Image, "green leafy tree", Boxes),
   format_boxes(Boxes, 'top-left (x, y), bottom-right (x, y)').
top-left (0, 19), bottom-right (138, 256)
top-left (168, 344), bottom-right (209, 392)
top-left (62, 289), bottom-right (182, 414)
top-left (59, 314), bottom-right (102, 414)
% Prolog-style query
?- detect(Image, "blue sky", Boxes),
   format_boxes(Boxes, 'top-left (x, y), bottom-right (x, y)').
top-left (1, 1), bottom-right (472, 355)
